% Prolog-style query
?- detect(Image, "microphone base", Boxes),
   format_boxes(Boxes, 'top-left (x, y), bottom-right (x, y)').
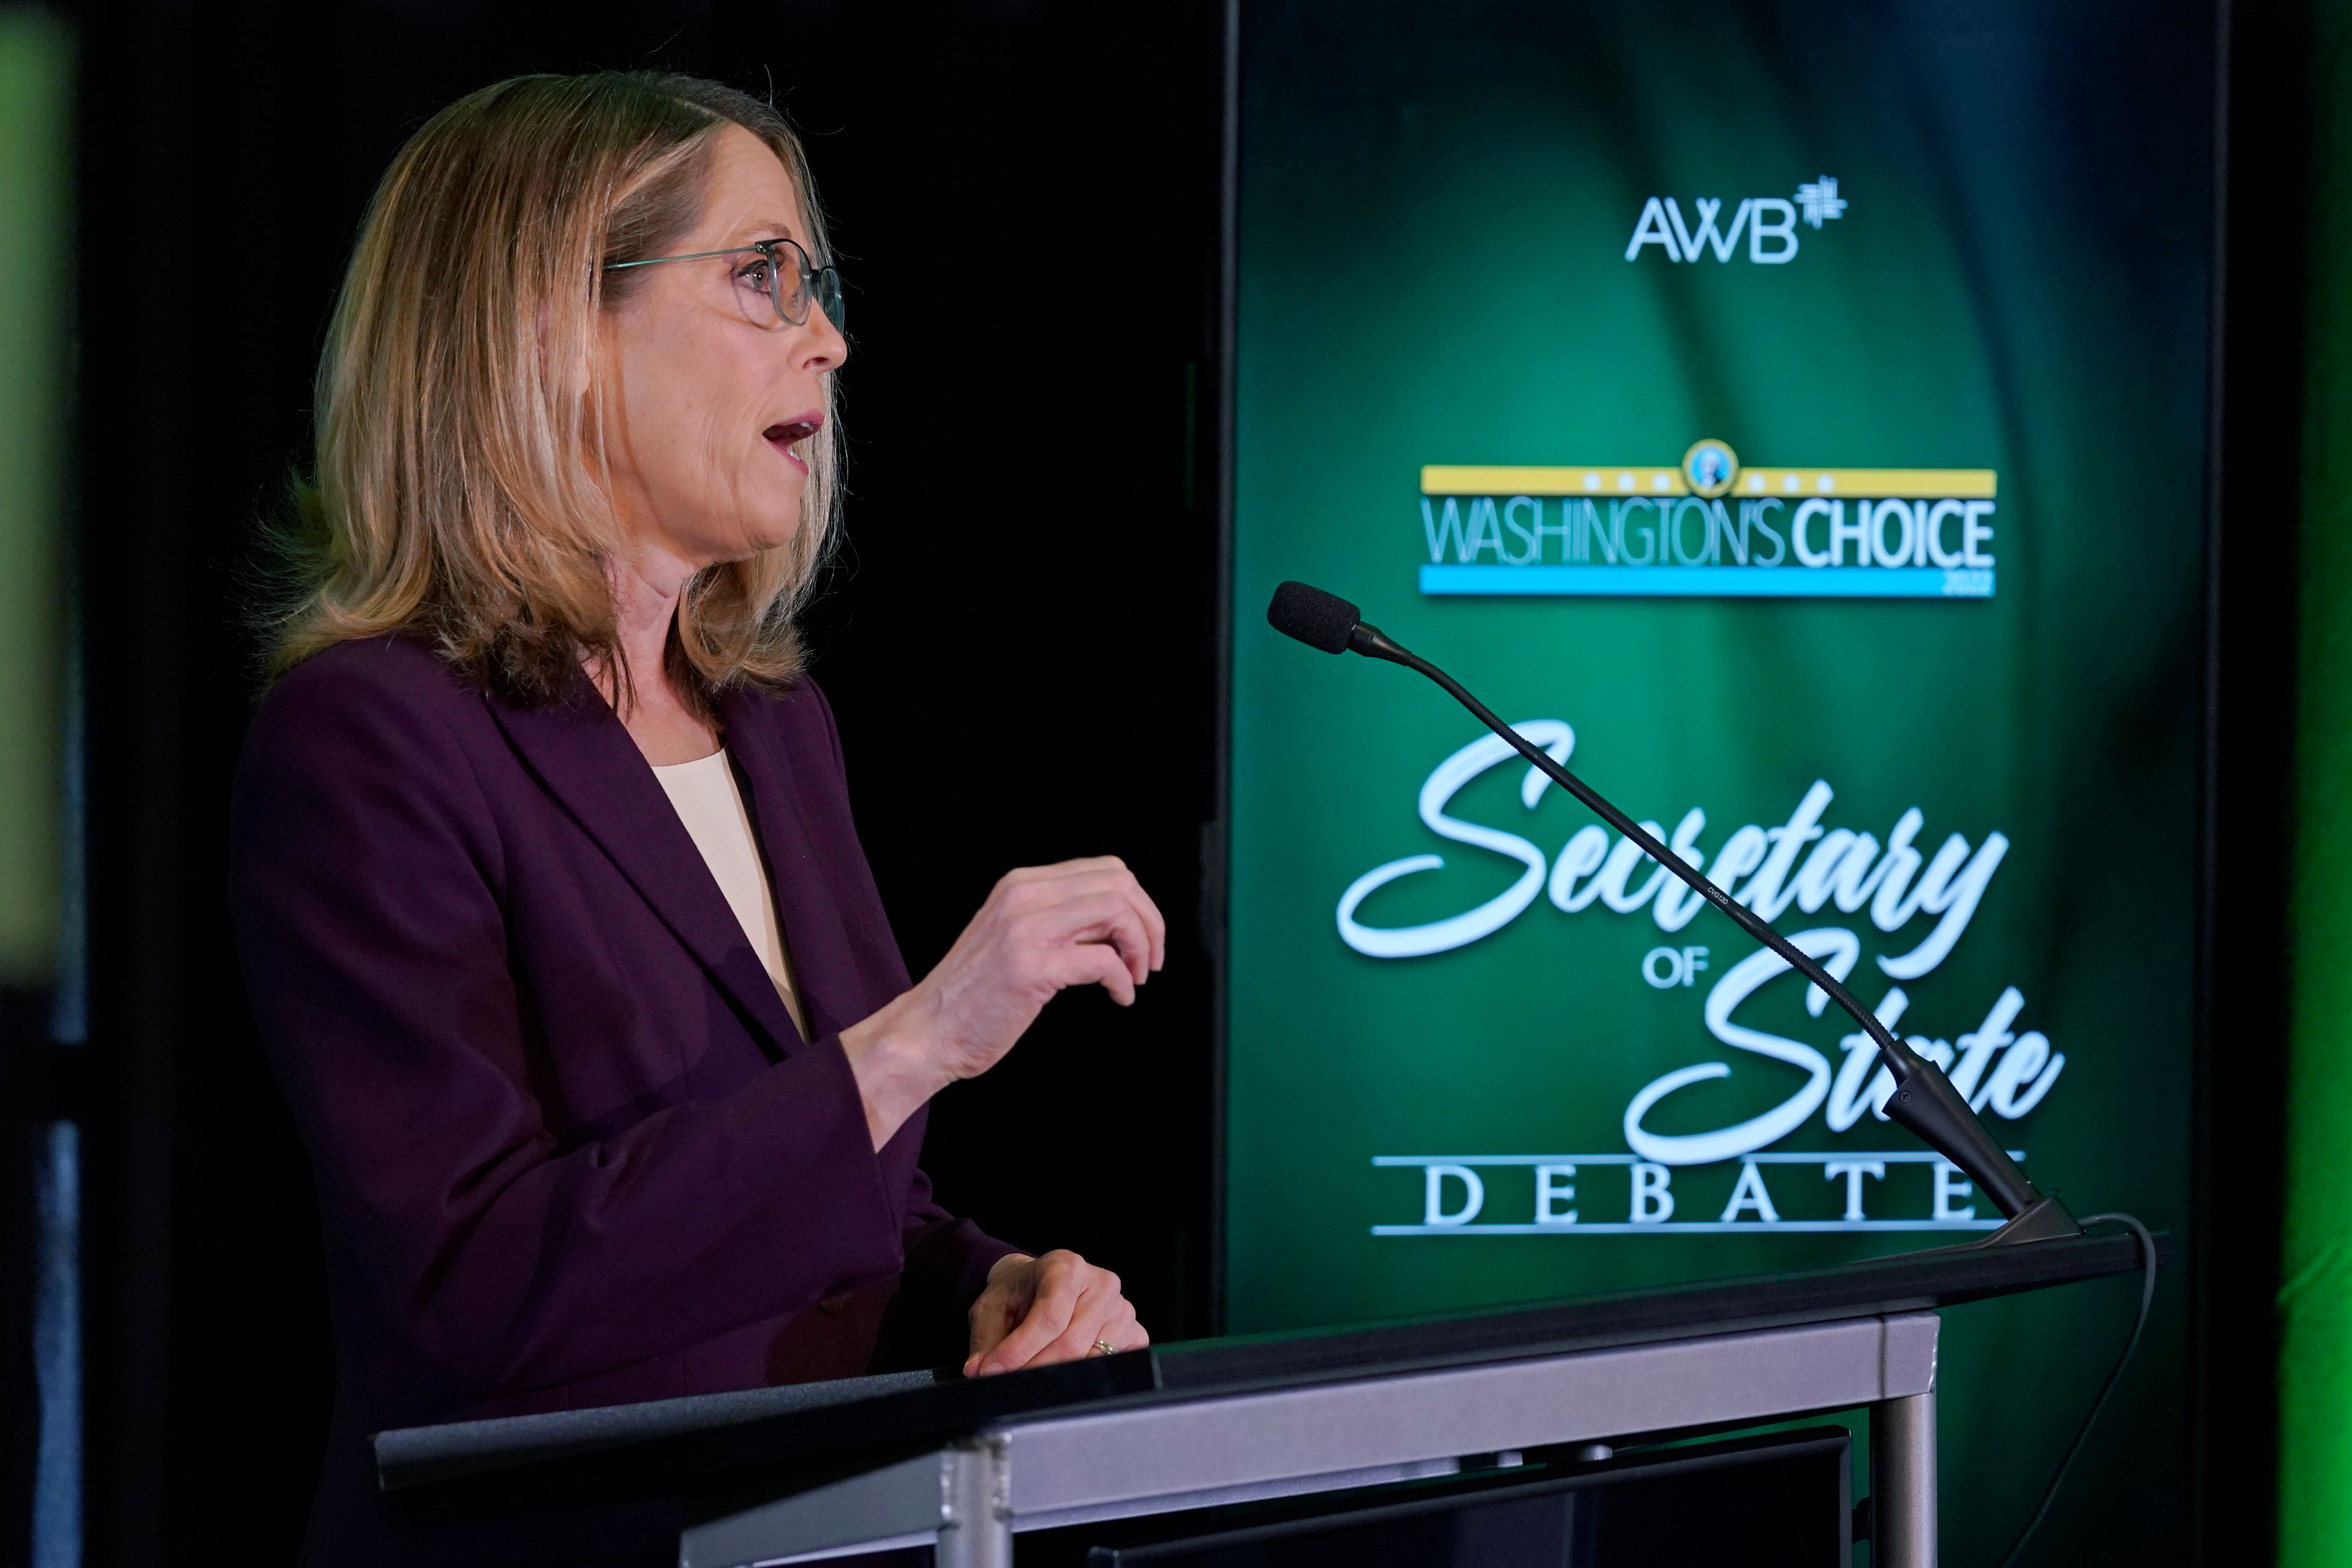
top-left (1964, 1194), bottom-right (2084, 1249)
top-left (1901, 1196), bottom-right (2082, 1262)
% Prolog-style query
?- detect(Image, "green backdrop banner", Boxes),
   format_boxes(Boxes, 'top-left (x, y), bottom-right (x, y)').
top-left (2285, 11), bottom-right (2352, 1565)
top-left (0, 9), bottom-right (67, 989)
top-left (1223, 3), bottom-right (2213, 1561)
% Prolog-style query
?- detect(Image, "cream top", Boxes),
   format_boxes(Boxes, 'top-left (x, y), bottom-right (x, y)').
top-left (650, 750), bottom-right (806, 1038)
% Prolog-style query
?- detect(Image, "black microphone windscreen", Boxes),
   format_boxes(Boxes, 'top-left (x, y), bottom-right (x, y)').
top-left (1267, 581), bottom-right (1362, 655)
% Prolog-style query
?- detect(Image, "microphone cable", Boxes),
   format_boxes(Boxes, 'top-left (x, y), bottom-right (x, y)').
top-left (1992, 1212), bottom-right (2157, 1568)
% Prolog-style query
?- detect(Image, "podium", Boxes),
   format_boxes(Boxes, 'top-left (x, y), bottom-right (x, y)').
top-left (376, 1232), bottom-right (2151, 1568)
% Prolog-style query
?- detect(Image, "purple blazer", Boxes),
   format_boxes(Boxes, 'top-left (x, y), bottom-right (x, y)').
top-left (230, 635), bottom-right (1016, 1566)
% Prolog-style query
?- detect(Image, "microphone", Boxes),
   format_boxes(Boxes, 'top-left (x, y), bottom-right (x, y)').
top-left (1267, 580), bottom-right (2079, 1247)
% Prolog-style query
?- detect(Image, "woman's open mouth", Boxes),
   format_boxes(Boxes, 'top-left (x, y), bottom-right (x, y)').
top-left (764, 412), bottom-right (823, 475)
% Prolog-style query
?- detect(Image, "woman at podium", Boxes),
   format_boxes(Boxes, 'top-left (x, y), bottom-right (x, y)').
top-left (227, 70), bottom-right (1158, 1565)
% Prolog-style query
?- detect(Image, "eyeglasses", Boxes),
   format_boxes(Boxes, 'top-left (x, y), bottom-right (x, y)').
top-left (604, 235), bottom-right (844, 330)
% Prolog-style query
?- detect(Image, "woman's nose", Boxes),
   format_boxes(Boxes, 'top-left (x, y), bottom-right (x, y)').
top-left (796, 307), bottom-right (848, 372)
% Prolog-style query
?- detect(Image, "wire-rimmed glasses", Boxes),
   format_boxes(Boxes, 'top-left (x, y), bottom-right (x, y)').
top-left (604, 235), bottom-right (843, 330)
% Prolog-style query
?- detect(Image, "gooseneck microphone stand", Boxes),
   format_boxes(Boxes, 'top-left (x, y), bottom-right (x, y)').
top-left (1267, 580), bottom-right (2079, 1247)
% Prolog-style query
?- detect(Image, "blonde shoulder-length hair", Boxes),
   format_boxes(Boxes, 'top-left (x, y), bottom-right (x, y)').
top-left (263, 71), bottom-right (840, 706)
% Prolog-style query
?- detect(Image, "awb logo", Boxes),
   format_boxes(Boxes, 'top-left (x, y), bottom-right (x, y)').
top-left (1625, 177), bottom-right (1847, 265)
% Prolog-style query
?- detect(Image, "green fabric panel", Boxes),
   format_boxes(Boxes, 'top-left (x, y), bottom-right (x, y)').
top-left (0, 11), bottom-right (67, 985)
top-left (2285, 14), bottom-right (2352, 1564)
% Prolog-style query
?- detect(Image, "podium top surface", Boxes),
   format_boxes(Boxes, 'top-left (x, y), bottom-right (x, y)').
top-left (377, 1229), bottom-right (2156, 1514)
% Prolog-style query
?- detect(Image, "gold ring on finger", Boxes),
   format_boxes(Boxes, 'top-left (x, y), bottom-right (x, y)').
top-left (1091, 1338), bottom-right (1115, 1355)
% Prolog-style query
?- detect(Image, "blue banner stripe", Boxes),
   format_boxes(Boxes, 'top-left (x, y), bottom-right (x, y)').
top-left (1419, 565), bottom-right (1994, 598)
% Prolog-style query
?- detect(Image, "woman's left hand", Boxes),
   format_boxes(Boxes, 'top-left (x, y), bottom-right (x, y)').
top-left (964, 1250), bottom-right (1148, 1377)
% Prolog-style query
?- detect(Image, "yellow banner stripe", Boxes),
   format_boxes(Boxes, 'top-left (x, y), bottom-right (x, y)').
top-left (1420, 465), bottom-right (1998, 500)
top-left (1420, 466), bottom-right (1685, 497)
top-left (1733, 468), bottom-right (1997, 499)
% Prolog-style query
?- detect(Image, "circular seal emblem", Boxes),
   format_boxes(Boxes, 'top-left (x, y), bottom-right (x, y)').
top-left (1683, 439), bottom-right (1740, 499)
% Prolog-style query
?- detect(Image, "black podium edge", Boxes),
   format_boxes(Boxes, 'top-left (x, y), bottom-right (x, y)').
top-left (1154, 1227), bottom-right (2165, 1390)
top-left (379, 1229), bottom-right (2162, 1524)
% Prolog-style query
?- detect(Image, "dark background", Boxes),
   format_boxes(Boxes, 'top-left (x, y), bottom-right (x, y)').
top-left (0, 0), bottom-right (2301, 1563)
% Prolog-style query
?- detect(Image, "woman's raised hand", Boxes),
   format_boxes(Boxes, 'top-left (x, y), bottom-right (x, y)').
top-left (840, 856), bottom-right (1165, 1147)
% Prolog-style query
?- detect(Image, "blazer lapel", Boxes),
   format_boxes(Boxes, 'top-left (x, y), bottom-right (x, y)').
top-left (718, 682), bottom-right (864, 1044)
top-left (486, 677), bottom-right (805, 1060)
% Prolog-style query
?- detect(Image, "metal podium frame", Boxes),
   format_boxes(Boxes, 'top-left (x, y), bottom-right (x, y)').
top-left (380, 1234), bottom-right (2160, 1568)
top-left (680, 1311), bottom-right (1939, 1568)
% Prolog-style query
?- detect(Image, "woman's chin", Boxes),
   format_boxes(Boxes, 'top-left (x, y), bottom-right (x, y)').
top-left (717, 496), bottom-right (805, 559)
top-left (737, 518), bottom-right (804, 559)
